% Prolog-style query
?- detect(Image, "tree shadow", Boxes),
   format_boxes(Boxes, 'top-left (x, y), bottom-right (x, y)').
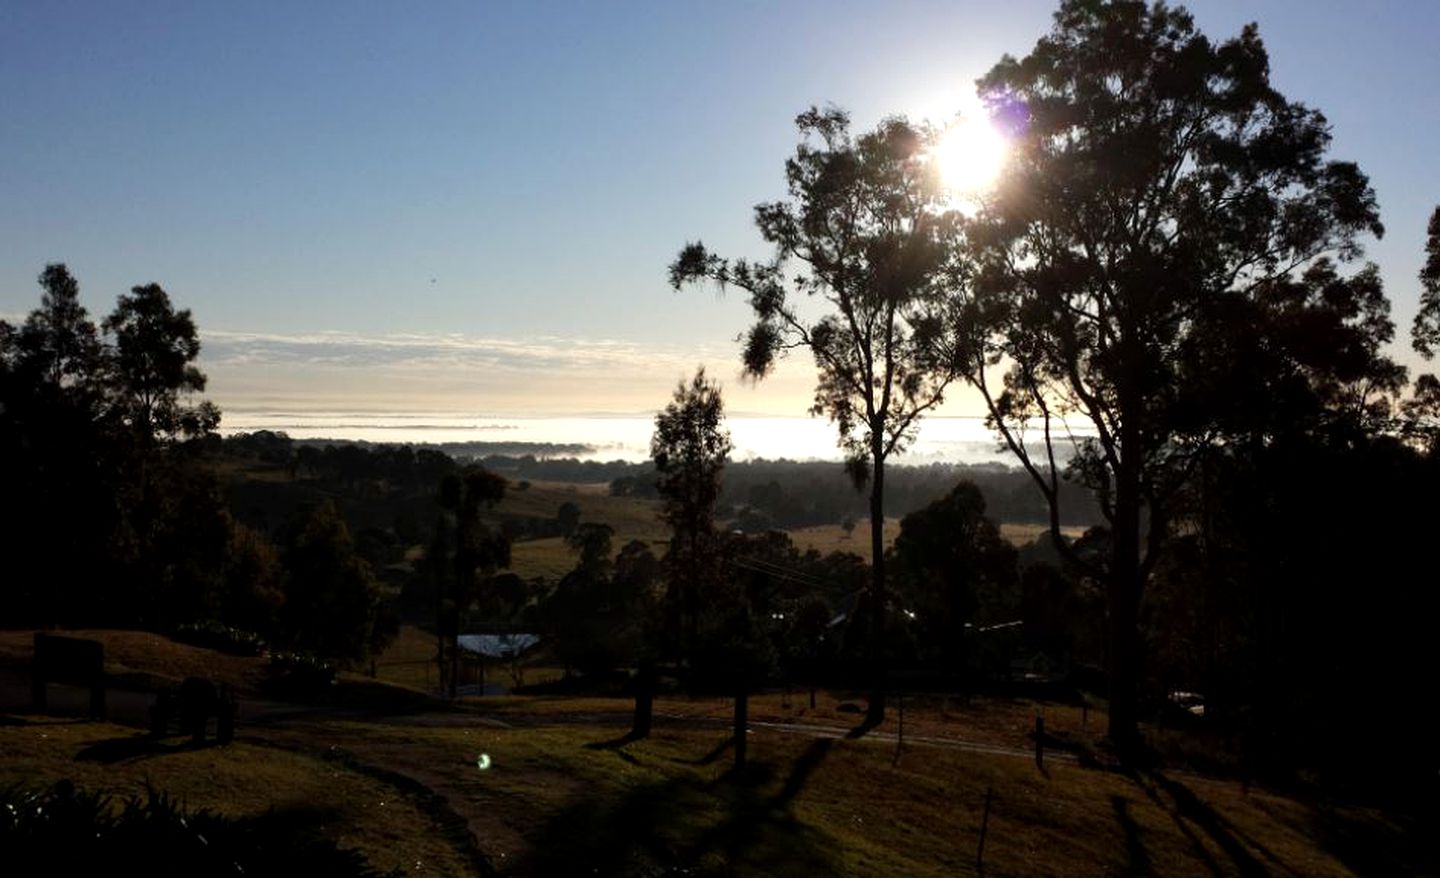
top-left (1111, 794), bottom-right (1152, 876)
top-left (585, 729), bottom-right (646, 751)
top-left (527, 738), bottom-right (839, 876)
top-left (0, 714), bottom-right (90, 727)
top-left (76, 732), bottom-right (227, 765)
top-left (1252, 794), bottom-right (1431, 878)
top-left (779, 738), bottom-right (832, 801)
top-left (670, 734), bottom-right (734, 766)
top-left (1130, 769), bottom-right (1284, 878)
top-left (845, 712), bottom-right (882, 739)
top-left (582, 734), bottom-right (642, 766)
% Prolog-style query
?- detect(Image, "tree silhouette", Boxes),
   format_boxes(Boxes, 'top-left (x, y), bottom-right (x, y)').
top-left (103, 283), bottom-right (219, 443)
top-left (0, 265), bottom-right (114, 623)
top-left (281, 501), bottom-right (382, 664)
top-left (1408, 206), bottom-right (1440, 453)
top-left (541, 530), bottom-right (659, 683)
top-left (650, 368), bottom-right (731, 674)
top-left (671, 109), bottom-right (966, 723)
top-left (890, 481), bottom-right (1018, 674)
top-left (1414, 206), bottom-right (1440, 359)
top-left (435, 467), bottom-right (510, 696)
top-left (11, 264), bottom-right (106, 395)
top-left (963, 0), bottom-right (1401, 749)
top-left (556, 500), bottom-right (582, 538)
top-left (567, 521), bottom-right (616, 578)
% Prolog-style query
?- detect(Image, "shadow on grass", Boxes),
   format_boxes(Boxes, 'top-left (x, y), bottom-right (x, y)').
top-left (76, 733), bottom-right (227, 765)
top-left (584, 731), bottom-right (645, 766)
top-left (327, 677), bottom-right (447, 715)
top-left (1283, 796), bottom-right (1432, 878)
top-left (1110, 794), bottom-right (1152, 876)
top-left (670, 734), bottom-right (734, 767)
top-left (527, 738), bottom-right (840, 876)
top-left (845, 713), bottom-right (882, 739)
top-left (585, 729), bottom-right (646, 751)
top-left (0, 714), bottom-right (90, 727)
top-left (1130, 769), bottom-right (1279, 878)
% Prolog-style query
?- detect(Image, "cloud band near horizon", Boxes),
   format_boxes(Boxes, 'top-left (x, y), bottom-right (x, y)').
top-left (198, 327), bottom-right (821, 416)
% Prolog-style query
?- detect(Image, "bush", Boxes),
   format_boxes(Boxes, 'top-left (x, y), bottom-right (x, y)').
top-left (173, 621), bottom-right (267, 656)
top-left (266, 651), bottom-right (337, 695)
top-left (0, 781), bottom-right (392, 876)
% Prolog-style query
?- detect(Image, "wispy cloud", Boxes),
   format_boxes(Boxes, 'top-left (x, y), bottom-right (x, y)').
top-left (198, 327), bottom-right (818, 416)
top-left (202, 329), bottom-right (727, 372)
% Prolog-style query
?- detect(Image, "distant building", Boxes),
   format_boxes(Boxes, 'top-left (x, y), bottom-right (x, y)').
top-left (456, 633), bottom-right (541, 660)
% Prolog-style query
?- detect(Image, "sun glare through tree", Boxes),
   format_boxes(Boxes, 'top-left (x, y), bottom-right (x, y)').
top-left (932, 109), bottom-right (1010, 196)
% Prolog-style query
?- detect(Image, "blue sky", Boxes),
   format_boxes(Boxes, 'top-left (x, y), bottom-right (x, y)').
top-left (3, 1), bottom-right (1438, 417)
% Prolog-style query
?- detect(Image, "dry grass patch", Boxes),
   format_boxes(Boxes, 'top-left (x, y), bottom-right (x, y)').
top-left (786, 519), bottom-right (902, 562)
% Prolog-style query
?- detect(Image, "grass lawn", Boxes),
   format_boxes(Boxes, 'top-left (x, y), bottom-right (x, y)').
top-left (494, 482), bottom-right (667, 543)
top-left (487, 482), bottom-right (669, 581)
top-left (4, 630), bottom-right (1428, 876)
top-left (786, 520), bottom-right (1089, 563)
top-left (786, 519), bottom-right (902, 563)
top-left (0, 718), bottom-right (476, 875)
top-left (259, 715), bottom-right (1418, 876)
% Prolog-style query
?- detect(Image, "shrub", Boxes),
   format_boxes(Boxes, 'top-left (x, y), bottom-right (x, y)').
top-left (173, 621), bottom-right (267, 656)
top-left (0, 781), bottom-right (392, 876)
top-left (265, 651), bottom-right (337, 695)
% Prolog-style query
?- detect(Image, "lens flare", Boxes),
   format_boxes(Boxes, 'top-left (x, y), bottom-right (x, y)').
top-left (934, 113), bottom-right (1009, 195)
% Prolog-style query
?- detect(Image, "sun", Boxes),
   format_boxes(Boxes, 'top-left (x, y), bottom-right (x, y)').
top-left (932, 112), bottom-right (1009, 196)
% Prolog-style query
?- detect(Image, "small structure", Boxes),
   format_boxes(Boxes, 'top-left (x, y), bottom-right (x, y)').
top-left (150, 677), bottom-right (236, 744)
top-left (31, 633), bottom-right (106, 719)
top-left (456, 633), bottom-right (541, 660)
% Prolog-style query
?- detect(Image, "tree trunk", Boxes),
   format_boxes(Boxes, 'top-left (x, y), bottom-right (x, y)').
top-left (867, 445), bottom-right (887, 726)
top-left (632, 658), bottom-right (655, 739)
top-left (734, 682), bottom-right (749, 770)
top-left (435, 552), bottom-right (447, 696)
top-left (1108, 429), bottom-right (1143, 754)
top-left (686, 528), bottom-right (699, 679)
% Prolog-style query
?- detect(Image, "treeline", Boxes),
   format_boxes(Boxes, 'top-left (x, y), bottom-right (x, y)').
top-left (712, 459), bottom-right (1101, 530)
top-left (0, 266), bottom-right (397, 668)
top-left (517, 455), bottom-right (1100, 528)
top-left (216, 434), bottom-right (1105, 533)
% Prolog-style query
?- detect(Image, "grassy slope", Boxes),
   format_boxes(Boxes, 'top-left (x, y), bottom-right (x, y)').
top-left (0, 719), bottom-right (473, 875)
top-left (4, 631), bottom-right (1427, 875)
top-left (497, 482), bottom-right (667, 581)
top-left (0, 629), bottom-right (268, 693)
top-left (262, 716), bottom-right (1417, 877)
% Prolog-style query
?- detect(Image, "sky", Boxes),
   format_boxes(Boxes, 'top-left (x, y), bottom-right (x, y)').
top-left (3, 1), bottom-right (1438, 420)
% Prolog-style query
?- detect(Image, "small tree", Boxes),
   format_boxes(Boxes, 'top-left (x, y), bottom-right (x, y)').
top-left (281, 501), bottom-right (381, 664)
top-left (650, 368), bottom-right (732, 672)
top-left (556, 501), bottom-right (581, 538)
top-left (435, 467), bottom-right (509, 696)
top-left (9, 264), bottom-right (106, 397)
top-left (103, 283), bottom-right (219, 443)
top-left (671, 109), bottom-right (967, 723)
top-left (890, 482), bottom-right (1018, 676)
